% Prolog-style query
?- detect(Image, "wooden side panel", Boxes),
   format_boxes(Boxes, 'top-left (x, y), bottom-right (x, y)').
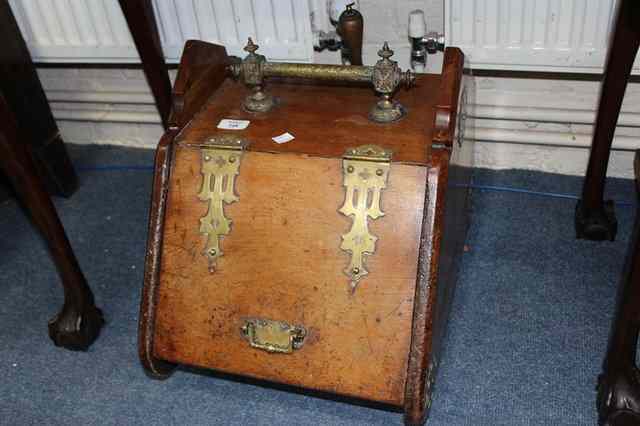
top-left (403, 158), bottom-right (444, 425)
top-left (433, 48), bottom-right (465, 147)
top-left (153, 146), bottom-right (426, 405)
top-left (403, 148), bottom-right (472, 425)
top-left (138, 129), bottom-right (179, 377)
top-left (429, 68), bottom-right (475, 367)
top-left (168, 40), bottom-right (231, 129)
top-left (404, 48), bottom-right (471, 425)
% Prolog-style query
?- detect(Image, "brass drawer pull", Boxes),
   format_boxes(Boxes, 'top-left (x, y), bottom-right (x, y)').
top-left (241, 318), bottom-right (306, 354)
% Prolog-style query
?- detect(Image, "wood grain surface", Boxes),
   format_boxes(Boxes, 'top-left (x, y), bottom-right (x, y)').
top-left (154, 146), bottom-right (427, 405)
top-left (174, 74), bottom-right (440, 165)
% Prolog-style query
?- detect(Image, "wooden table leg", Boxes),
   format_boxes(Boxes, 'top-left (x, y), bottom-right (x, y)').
top-left (0, 1), bottom-right (78, 197)
top-left (119, 0), bottom-right (173, 130)
top-left (0, 96), bottom-right (103, 350)
top-left (596, 151), bottom-right (640, 425)
top-left (576, 0), bottom-right (640, 241)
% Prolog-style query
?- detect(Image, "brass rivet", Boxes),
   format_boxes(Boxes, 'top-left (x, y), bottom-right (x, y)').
top-left (376, 169), bottom-right (383, 176)
top-left (229, 156), bottom-right (236, 163)
top-left (204, 155), bottom-right (211, 161)
top-left (347, 165), bottom-right (355, 173)
top-left (209, 248), bottom-right (217, 256)
top-left (353, 267), bottom-right (360, 274)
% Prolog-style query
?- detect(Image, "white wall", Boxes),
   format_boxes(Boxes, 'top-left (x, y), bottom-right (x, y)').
top-left (35, 0), bottom-right (640, 179)
top-left (43, 0), bottom-right (447, 148)
top-left (472, 77), bottom-right (640, 177)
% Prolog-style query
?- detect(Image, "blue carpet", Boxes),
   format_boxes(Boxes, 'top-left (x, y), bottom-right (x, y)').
top-left (0, 144), bottom-right (635, 425)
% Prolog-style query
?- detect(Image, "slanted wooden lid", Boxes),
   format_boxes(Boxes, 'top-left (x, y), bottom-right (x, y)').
top-left (175, 74), bottom-right (441, 165)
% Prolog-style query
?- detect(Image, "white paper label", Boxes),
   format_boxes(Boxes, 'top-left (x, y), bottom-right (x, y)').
top-left (272, 132), bottom-right (295, 144)
top-left (217, 119), bottom-right (250, 130)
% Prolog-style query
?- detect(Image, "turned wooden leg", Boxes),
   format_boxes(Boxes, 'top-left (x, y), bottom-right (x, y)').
top-left (0, 96), bottom-right (103, 350)
top-left (576, 0), bottom-right (640, 241)
top-left (596, 151), bottom-right (640, 425)
top-left (119, 0), bottom-right (173, 130)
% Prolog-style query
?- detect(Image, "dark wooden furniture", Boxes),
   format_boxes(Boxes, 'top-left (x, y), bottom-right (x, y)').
top-left (0, 94), bottom-right (104, 350)
top-left (119, 0), bottom-right (173, 130)
top-left (0, 1), bottom-right (102, 350)
top-left (596, 151), bottom-right (640, 426)
top-left (137, 40), bottom-right (472, 426)
top-left (0, 2), bottom-right (78, 198)
top-left (575, 0), bottom-right (640, 241)
top-left (573, 1), bottom-right (640, 423)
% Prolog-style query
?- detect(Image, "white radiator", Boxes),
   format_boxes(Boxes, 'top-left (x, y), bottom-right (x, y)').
top-left (445, 0), bottom-right (638, 73)
top-left (8, 0), bottom-right (313, 63)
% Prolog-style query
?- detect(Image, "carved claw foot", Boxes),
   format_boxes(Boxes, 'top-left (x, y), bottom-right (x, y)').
top-left (48, 303), bottom-right (104, 351)
top-left (575, 199), bottom-right (618, 241)
top-left (597, 364), bottom-right (640, 426)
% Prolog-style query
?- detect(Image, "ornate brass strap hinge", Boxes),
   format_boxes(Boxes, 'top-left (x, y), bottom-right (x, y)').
top-left (198, 135), bottom-right (247, 272)
top-left (339, 145), bottom-right (392, 293)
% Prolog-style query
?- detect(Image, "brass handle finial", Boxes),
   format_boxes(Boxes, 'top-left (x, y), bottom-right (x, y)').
top-left (378, 42), bottom-right (393, 60)
top-left (244, 37), bottom-right (259, 55)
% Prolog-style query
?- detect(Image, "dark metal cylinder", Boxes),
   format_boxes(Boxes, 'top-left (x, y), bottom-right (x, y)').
top-left (338, 5), bottom-right (364, 65)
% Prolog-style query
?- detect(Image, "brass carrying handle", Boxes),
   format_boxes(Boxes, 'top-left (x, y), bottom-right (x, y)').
top-left (228, 38), bottom-right (415, 123)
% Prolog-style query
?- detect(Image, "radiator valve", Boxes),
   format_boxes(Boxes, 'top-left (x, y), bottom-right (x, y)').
top-left (409, 10), bottom-right (445, 72)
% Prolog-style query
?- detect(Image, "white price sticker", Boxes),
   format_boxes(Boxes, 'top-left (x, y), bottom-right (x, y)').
top-left (217, 119), bottom-right (250, 130)
top-left (272, 132), bottom-right (295, 144)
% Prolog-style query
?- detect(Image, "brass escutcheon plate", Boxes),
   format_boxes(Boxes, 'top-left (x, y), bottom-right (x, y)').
top-left (241, 318), bottom-right (306, 354)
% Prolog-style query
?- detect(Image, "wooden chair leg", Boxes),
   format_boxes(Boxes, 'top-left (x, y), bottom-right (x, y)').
top-left (119, 0), bottom-right (173, 130)
top-left (596, 151), bottom-right (640, 425)
top-left (576, 0), bottom-right (640, 241)
top-left (0, 96), bottom-right (103, 350)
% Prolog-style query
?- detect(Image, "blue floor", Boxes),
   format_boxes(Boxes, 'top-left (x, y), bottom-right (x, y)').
top-left (0, 145), bottom-right (635, 425)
